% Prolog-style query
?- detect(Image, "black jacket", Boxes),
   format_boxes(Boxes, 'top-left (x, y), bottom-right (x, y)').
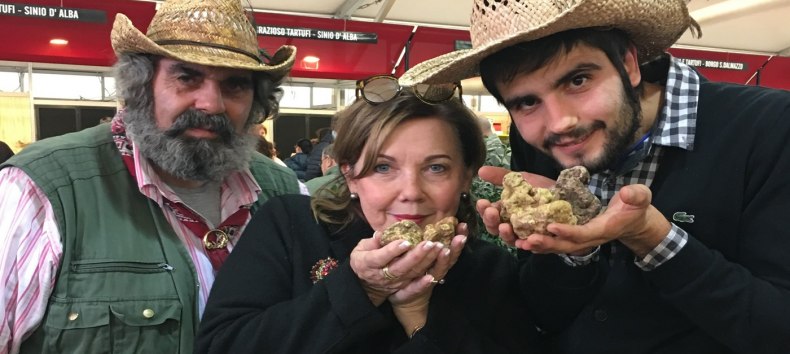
top-left (196, 194), bottom-right (601, 353)
top-left (304, 132), bottom-right (334, 180)
top-left (509, 80), bottom-right (790, 353)
top-left (284, 152), bottom-right (309, 180)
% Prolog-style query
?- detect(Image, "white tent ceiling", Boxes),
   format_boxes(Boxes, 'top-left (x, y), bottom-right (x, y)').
top-left (245, 0), bottom-right (790, 56)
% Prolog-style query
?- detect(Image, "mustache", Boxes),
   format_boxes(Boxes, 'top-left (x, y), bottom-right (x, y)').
top-left (543, 121), bottom-right (606, 149)
top-left (164, 109), bottom-right (234, 142)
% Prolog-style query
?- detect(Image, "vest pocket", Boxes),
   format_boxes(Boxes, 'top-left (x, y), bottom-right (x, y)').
top-left (42, 298), bottom-right (182, 353)
top-left (41, 301), bottom-right (111, 353)
top-left (71, 260), bottom-right (174, 273)
top-left (109, 299), bottom-right (182, 353)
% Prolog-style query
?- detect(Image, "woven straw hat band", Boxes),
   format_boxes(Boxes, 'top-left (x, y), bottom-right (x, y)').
top-left (155, 44), bottom-right (263, 68)
top-left (146, 0), bottom-right (260, 62)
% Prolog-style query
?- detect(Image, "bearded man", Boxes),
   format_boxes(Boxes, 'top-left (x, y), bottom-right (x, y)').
top-left (0, 0), bottom-right (299, 353)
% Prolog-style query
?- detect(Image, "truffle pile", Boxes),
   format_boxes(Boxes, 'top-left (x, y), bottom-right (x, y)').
top-left (380, 216), bottom-right (458, 247)
top-left (500, 166), bottom-right (601, 238)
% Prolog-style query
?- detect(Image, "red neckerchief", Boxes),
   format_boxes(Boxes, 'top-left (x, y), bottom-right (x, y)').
top-left (110, 111), bottom-right (249, 270)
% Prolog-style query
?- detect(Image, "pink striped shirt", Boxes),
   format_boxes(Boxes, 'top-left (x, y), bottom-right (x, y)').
top-left (0, 143), bottom-right (262, 354)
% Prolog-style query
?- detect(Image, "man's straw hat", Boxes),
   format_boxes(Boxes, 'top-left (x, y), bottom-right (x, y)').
top-left (111, 0), bottom-right (295, 80)
top-left (401, 0), bottom-right (699, 85)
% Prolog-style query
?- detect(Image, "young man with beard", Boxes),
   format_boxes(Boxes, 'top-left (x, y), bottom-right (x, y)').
top-left (0, 0), bottom-right (299, 353)
top-left (402, 0), bottom-right (790, 353)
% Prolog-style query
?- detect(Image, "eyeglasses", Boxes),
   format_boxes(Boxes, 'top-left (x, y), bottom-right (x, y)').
top-left (355, 75), bottom-right (462, 104)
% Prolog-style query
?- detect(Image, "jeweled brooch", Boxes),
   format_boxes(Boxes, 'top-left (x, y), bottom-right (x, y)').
top-left (310, 257), bottom-right (339, 283)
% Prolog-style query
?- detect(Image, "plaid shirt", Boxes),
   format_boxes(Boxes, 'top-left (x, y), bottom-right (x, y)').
top-left (565, 57), bottom-right (698, 270)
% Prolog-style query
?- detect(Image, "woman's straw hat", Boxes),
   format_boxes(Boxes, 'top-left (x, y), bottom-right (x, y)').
top-left (401, 0), bottom-right (699, 85)
top-left (111, 0), bottom-right (296, 80)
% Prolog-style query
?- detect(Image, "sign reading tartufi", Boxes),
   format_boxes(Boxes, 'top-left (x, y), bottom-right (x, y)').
top-left (257, 25), bottom-right (378, 44)
top-left (677, 58), bottom-right (748, 71)
top-left (0, 2), bottom-right (106, 23)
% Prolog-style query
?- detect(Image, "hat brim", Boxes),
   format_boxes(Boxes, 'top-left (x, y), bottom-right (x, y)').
top-left (111, 14), bottom-right (296, 80)
top-left (401, 0), bottom-right (692, 85)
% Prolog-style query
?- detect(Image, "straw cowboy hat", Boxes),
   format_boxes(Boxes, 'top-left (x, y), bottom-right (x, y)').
top-left (401, 0), bottom-right (700, 85)
top-left (111, 0), bottom-right (296, 80)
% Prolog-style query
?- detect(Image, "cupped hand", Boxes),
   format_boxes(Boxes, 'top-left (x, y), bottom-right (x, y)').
top-left (515, 184), bottom-right (672, 257)
top-left (388, 232), bottom-right (468, 337)
top-left (350, 227), bottom-right (463, 306)
top-left (388, 233), bottom-right (467, 306)
top-left (350, 234), bottom-right (412, 306)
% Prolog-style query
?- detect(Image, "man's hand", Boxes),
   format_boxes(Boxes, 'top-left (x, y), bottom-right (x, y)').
top-left (518, 184), bottom-right (671, 257)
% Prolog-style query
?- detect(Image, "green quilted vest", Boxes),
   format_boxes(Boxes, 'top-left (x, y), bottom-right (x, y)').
top-left (1, 124), bottom-right (298, 354)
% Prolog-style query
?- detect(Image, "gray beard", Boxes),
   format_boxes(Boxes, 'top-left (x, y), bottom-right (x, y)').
top-left (123, 105), bottom-right (257, 183)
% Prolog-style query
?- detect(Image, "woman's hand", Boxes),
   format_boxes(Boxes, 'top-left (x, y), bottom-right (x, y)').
top-left (388, 233), bottom-right (466, 306)
top-left (350, 234), bottom-right (413, 306)
top-left (388, 224), bottom-right (468, 337)
top-left (350, 227), bottom-right (459, 306)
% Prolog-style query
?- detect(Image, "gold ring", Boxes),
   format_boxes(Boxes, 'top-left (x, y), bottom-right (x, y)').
top-left (382, 266), bottom-right (398, 280)
top-left (430, 278), bottom-right (445, 285)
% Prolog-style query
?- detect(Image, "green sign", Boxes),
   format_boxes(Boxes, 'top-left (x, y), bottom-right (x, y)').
top-left (455, 40), bottom-right (473, 50)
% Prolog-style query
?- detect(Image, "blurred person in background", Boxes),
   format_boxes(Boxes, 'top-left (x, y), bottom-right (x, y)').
top-left (256, 135), bottom-right (287, 166)
top-left (251, 123), bottom-right (287, 166)
top-left (284, 138), bottom-right (313, 180)
top-left (304, 126), bottom-right (335, 180)
top-left (303, 143), bottom-right (339, 195)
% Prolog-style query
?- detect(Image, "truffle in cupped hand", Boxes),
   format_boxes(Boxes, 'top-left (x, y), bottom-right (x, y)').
top-left (379, 216), bottom-right (459, 247)
top-left (422, 217), bottom-right (458, 246)
top-left (500, 166), bottom-right (601, 239)
top-left (553, 166), bottom-right (601, 225)
top-left (380, 220), bottom-right (424, 246)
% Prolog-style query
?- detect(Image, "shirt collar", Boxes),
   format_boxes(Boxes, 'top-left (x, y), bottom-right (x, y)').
top-left (651, 56), bottom-right (700, 151)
